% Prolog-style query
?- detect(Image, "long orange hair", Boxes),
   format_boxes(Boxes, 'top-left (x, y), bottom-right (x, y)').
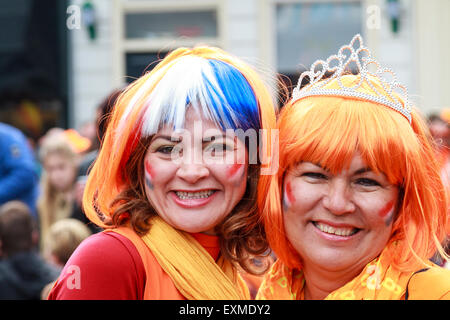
top-left (258, 75), bottom-right (448, 272)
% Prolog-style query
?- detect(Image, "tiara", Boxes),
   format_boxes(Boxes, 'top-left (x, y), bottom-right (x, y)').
top-left (292, 34), bottom-right (412, 123)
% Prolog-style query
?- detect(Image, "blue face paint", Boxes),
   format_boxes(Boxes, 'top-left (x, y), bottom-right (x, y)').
top-left (144, 160), bottom-right (154, 189)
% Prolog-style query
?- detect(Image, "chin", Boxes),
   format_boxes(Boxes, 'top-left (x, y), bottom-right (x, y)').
top-left (306, 250), bottom-right (361, 272)
top-left (170, 219), bottom-right (216, 234)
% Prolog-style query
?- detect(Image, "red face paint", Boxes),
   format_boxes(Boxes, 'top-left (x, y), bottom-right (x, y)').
top-left (144, 160), bottom-right (154, 189)
top-left (378, 200), bottom-right (394, 218)
top-left (227, 163), bottom-right (243, 178)
top-left (144, 160), bottom-right (154, 178)
top-left (284, 181), bottom-right (295, 207)
top-left (379, 200), bottom-right (396, 226)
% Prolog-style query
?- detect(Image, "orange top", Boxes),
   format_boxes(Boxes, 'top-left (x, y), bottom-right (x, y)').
top-left (257, 247), bottom-right (450, 300)
top-left (109, 227), bottom-right (221, 300)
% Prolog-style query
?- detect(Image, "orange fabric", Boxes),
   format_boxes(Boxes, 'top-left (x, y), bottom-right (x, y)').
top-left (63, 129), bottom-right (91, 153)
top-left (138, 216), bottom-right (249, 300)
top-left (257, 245), bottom-right (450, 300)
top-left (239, 272), bottom-right (265, 299)
top-left (106, 227), bottom-right (229, 300)
top-left (106, 227), bottom-right (184, 299)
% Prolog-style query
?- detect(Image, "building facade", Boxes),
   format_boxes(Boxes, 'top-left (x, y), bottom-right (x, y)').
top-left (68, 0), bottom-right (450, 129)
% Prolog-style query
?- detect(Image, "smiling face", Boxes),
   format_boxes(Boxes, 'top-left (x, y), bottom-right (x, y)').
top-left (143, 108), bottom-right (248, 234)
top-left (282, 152), bottom-right (399, 273)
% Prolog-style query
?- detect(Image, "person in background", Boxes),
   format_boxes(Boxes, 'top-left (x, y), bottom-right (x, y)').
top-left (428, 112), bottom-right (450, 186)
top-left (40, 218), bottom-right (92, 299)
top-left (427, 111), bottom-right (450, 267)
top-left (43, 218), bottom-right (92, 268)
top-left (257, 34), bottom-right (449, 300)
top-left (0, 201), bottom-right (59, 299)
top-left (0, 122), bottom-right (39, 219)
top-left (37, 133), bottom-right (81, 246)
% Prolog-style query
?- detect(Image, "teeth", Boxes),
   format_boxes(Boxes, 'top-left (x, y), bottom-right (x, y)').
top-left (315, 222), bottom-right (357, 237)
top-left (175, 190), bottom-right (215, 200)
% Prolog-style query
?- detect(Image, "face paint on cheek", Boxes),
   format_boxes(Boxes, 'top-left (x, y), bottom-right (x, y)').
top-left (378, 200), bottom-right (395, 226)
top-left (144, 160), bottom-right (154, 189)
top-left (227, 163), bottom-right (245, 185)
top-left (283, 181), bottom-right (295, 211)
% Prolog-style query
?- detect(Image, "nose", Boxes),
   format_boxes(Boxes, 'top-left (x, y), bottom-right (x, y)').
top-left (176, 162), bottom-right (210, 184)
top-left (322, 179), bottom-right (355, 215)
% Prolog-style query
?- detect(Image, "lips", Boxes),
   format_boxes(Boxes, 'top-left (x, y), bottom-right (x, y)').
top-left (312, 221), bottom-right (360, 237)
top-left (174, 190), bottom-right (215, 199)
top-left (170, 189), bottom-right (218, 208)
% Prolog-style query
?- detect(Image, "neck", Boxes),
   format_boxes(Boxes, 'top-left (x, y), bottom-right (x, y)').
top-left (302, 262), bottom-right (364, 300)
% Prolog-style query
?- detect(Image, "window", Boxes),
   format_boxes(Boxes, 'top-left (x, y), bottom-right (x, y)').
top-left (275, 1), bottom-right (362, 93)
top-left (113, 0), bottom-right (223, 86)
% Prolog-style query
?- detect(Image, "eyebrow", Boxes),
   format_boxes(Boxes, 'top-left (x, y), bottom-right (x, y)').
top-left (354, 167), bottom-right (372, 175)
top-left (151, 135), bottom-right (182, 143)
top-left (306, 162), bottom-right (372, 175)
top-left (202, 133), bottom-right (227, 143)
top-left (151, 133), bottom-right (229, 144)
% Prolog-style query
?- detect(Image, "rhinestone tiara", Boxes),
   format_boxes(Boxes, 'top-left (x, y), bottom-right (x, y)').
top-left (291, 34), bottom-right (412, 123)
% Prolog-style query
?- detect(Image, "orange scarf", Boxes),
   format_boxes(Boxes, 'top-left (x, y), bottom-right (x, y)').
top-left (109, 217), bottom-right (250, 300)
top-left (256, 246), bottom-right (449, 300)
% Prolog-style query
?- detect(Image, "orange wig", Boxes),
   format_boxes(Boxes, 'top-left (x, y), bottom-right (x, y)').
top-left (258, 75), bottom-right (448, 272)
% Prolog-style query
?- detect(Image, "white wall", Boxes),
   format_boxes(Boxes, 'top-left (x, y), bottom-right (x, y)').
top-left (223, 0), bottom-right (259, 60)
top-left (415, 0), bottom-right (450, 115)
top-left (68, 0), bottom-right (114, 129)
top-left (366, 0), bottom-right (416, 103)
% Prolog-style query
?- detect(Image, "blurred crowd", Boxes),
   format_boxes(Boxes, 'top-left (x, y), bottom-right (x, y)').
top-left (0, 89), bottom-right (121, 299)
top-left (0, 88), bottom-right (448, 299)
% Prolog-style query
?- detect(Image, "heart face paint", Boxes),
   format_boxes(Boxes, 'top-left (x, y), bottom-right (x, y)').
top-left (144, 160), bottom-right (154, 189)
top-left (378, 200), bottom-right (395, 226)
top-left (283, 181), bottom-right (295, 211)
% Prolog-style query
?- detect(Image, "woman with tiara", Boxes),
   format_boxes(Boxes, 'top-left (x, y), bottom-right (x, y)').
top-left (257, 34), bottom-right (449, 300)
top-left (48, 46), bottom-right (277, 299)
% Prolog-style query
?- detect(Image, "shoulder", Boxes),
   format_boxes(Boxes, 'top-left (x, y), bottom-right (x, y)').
top-left (47, 232), bottom-right (146, 300)
top-left (0, 123), bottom-right (26, 147)
top-left (407, 266), bottom-right (450, 300)
top-left (0, 124), bottom-right (33, 162)
top-left (67, 231), bottom-right (141, 263)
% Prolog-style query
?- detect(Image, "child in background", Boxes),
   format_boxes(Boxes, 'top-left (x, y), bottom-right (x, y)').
top-left (43, 218), bottom-right (92, 268)
top-left (37, 134), bottom-right (81, 247)
top-left (40, 218), bottom-right (91, 299)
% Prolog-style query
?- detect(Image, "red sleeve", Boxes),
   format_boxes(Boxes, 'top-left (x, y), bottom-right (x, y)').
top-left (47, 232), bottom-right (146, 300)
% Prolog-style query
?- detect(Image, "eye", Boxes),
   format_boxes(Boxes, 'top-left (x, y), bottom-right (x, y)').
top-left (156, 145), bottom-right (176, 154)
top-left (355, 178), bottom-right (381, 187)
top-left (205, 143), bottom-right (233, 156)
top-left (302, 172), bottom-right (328, 180)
